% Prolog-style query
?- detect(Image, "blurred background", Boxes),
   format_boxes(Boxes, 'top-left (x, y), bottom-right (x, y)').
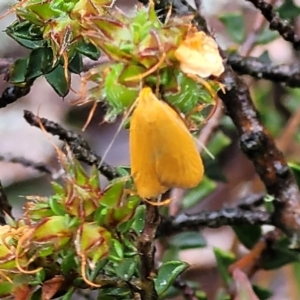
top-left (1, 0), bottom-right (300, 299)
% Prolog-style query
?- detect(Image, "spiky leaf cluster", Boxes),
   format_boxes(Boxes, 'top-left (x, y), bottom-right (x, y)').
top-left (0, 152), bottom-right (141, 298)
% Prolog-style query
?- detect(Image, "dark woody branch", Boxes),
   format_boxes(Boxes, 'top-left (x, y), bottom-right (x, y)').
top-left (157, 207), bottom-right (272, 237)
top-left (0, 155), bottom-right (53, 176)
top-left (23, 110), bottom-right (118, 181)
top-left (218, 67), bottom-right (300, 239)
top-left (173, 0), bottom-right (300, 239)
top-left (228, 53), bottom-right (300, 87)
top-left (245, 0), bottom-right (300, 50)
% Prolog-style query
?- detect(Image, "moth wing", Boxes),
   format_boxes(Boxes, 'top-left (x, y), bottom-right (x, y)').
top-left (130, 101), bottom-right (169, 199)
top-left (153, 101), bottom-right (204, 189)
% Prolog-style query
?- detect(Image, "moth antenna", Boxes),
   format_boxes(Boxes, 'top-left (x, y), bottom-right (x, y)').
top-left (195, 138), bottom-right (214, 159)
top-left (99, 96), bottom-right (139, 167)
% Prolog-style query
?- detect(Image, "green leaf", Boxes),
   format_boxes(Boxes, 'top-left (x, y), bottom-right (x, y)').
top-left (97, 287), bottom-right (132, 299)
top-left (68, 52), bottom-right (83, 74)
top-left (293, 263), bottom-right (300, 298)
top-left (61, 287), bottom-right (75, 300)
top-left (8, 35), bottom-right (44, 49)
top-left (61, 251), bottom-right (77, 275)
top-left (252, 285), bottom-right (273, 300)
top-left (45, 64), bottom-right (69, 97)
top-left (101, 181), bottom-right (124, 207)
top-left (204, 131), bottom-right (231, 157)
top-left (131, 205), bottom-right (146, 234)
top-left (219, 12), bottom-right (245, 43)
top-left (161, 285), bottom-right (181, 299)
top-left (26, 47), bottom-right (54, 80)
top-left (232, 225), bottom-right (262, 249)
top-left (49, 196), bottom-right (66, 215)
top-left (30, 288), bottom-right (42, 300)
top-left (109, 239), bottom-right (124, 262)
top-left (182, 176), bottom-right (217, 209)
top-left (214, 248), bottom-right (235, 286)
top-left (155, 261), bottom-right (189, 296)
top-left (215, 291), bottom-right (231, 300)
top-left (76, 41), bottom-right (101, 60)
top-left (115, 257), bottom-right (137, 281)
top-left (169, 231), bottom-right (206, 250)
top-left (200, 131), bottom-right (231, 182)
top-left (116, 166), bottom-right (131, 177)
top-left (162, 247), bottom-right (180, 263)
top-left (260, 237), bottom-right (300, 269)
top-left (256, 27), bottom-right (279, 45)
top-left (163, 71), bottom-right (216, 115)
top-left (258, 51), bottom-right (272, 63)
top-left (35, 269), bottom-right (45, 283)
top-left (276, 0), bottom-right (300, 19)
top-left (9, 58), bottom-right (28, 84)
top-left (203, 158), bottom-right (227, 182)
top-left (6, 21), bottom-right (44, 49)
top-left (121, 239), bottom-right (138, 258)
top-left (105, 63), bottom-right (140, 112)
top-left (22, 2), bottom-right (61, 21)
top-left (196, 290), bottom-right (208, 300)
top-left (0, 282), bottom-right (13, 296)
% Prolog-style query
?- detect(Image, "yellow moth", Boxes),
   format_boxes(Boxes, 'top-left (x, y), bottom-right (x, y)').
top-left (129, 87), bottom-right (204, 199)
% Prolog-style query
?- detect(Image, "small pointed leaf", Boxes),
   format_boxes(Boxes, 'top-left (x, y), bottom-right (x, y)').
top-left (155, 261), bottom-right (189, 296)
top-left (45, 64), bottom-right (69, 97)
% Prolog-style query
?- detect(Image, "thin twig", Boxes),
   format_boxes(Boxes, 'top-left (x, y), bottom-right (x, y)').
top-left (245, 0), bottom-right (300, 50)
top-left (240, 0), bottom-right (277, 56)
top-left (23, 110), bottom-right (118, 181)
top-left (194, 0), bottom-right (201, 12)
top-left (0, 155), bottom-right (53, 176)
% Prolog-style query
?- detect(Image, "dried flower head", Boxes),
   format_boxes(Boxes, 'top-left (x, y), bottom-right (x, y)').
top-left (174, 31), bottom-right (224, 78)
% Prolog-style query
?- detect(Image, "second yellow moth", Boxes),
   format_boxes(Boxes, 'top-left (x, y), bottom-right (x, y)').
top-left (129, 87), bottom-right (204, 199)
